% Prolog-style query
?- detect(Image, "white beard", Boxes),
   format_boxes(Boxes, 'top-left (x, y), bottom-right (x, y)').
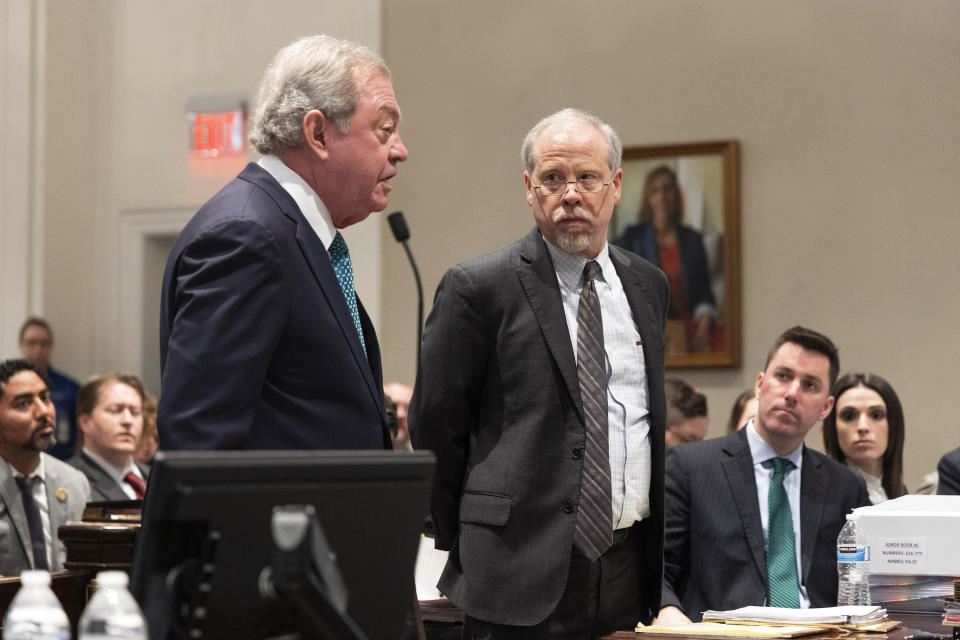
top-left (552, 210), bottom-right (593, 255)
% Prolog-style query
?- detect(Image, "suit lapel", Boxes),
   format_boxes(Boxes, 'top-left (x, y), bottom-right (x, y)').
top-left (240, 164), bottom-right (384, 422)
top-left (720, 430), bottom-right (767, 581)
top-left (514, 229), bottom-right (583, 423)
top-left (294, 227), bottom-right (384, 419)
top-left (799, 446), bottom-right (825, 582)
top-left (0, 467), bottom-right (35, 567)
top-left (610, 247), bottom-right (663, 378)
top-left (44, 459), bottom-right (69, 568)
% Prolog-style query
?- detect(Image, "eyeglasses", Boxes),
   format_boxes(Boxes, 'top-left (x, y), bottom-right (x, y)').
top-left (533, 173), bottom-right (612, 197)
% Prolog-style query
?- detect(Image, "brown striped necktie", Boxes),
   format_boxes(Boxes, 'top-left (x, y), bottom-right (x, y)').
top-left (573, 260), bottom-right (612, 562)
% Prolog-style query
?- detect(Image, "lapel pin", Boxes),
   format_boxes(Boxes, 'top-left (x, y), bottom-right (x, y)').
top-left (636, 339), bottom-right (643, 346)
top-left (55, 488), bottom-right (67, 502)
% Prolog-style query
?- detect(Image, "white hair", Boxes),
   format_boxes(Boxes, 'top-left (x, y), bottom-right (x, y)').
top-left (520, 108), bottom-right (623, 175)
top-left (248, 35), bottom-right (389, 155)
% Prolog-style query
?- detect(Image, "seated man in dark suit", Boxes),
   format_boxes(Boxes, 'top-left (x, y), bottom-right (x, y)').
top-left (937, 446), bottom-right (960, 495)
top-left (657, 327), bottom-right (870, 623)
top-left (0, 360), bottom-right (90, 576)
top-left (68, 374), bottom-right (149, 501)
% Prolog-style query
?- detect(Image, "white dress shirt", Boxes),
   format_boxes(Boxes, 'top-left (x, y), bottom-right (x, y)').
top-left (258, 154), bottom-right (337, 252)
top-left (544, 238), bottom-right (652, 529)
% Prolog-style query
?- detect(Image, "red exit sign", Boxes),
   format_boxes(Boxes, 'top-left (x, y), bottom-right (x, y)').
top-left (186, 94), bottom-right (247, 158)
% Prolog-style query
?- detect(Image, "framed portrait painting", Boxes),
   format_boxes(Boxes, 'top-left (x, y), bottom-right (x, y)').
top-left (610, 140), bottom-right (740, 368)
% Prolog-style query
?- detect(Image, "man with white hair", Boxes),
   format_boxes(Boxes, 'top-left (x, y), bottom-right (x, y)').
top-left (412, 109), bottom-right (669, 636)
top-left (160, 35), bottom-right (408, 450)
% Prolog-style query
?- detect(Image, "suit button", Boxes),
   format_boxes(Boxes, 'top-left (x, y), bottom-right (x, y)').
top-left (572, 448), bottom-right (583, 460)
top-left (562, 501), bottom-right (574, 514)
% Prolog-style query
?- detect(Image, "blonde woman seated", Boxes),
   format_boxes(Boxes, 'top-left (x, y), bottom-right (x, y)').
top-left (822, 372), bottom-right (906, 504)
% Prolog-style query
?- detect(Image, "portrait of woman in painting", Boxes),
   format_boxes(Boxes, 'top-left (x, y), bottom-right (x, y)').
top-left (614, 165), bottom-right (717, 352)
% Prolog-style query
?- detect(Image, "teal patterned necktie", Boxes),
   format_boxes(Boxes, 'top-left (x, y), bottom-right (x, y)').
top-left (328, 232), bottom-right (367, 357)
top-left (766, 457), bottom-right (800, 608)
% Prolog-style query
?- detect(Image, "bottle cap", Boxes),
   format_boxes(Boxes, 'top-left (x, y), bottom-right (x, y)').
top-left (20, 570), bottom-right (51, 586)
top-left (95, 570), bottom-right (129, 588)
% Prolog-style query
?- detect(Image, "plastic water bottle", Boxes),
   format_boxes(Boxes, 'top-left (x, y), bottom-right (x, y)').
top-left (78, 571), bottom-right (148, 639)
top-left (836, 514), bottom-right (871, 605)
top-left (2, 570), bottom-right (70, 640)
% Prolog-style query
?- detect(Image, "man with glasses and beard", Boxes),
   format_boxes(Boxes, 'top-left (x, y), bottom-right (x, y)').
top-left (0, 359), bottom-right (90, 576)
top-left (412, 109), bottom-right (669, 637)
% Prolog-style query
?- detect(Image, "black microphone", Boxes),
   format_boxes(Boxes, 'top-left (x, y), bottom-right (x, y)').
top-left (387, 212), bottom-right (410, 242)
top-left (387, 212), bottom-right (423, 374)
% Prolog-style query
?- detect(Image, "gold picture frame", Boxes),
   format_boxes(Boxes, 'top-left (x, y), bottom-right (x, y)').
top-left (610, 140), bottom-right (740, 368)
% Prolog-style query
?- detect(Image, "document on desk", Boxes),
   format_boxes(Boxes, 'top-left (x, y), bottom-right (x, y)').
top-left (634, 622), bottom-right (824, 638)
top-left (701, 605), bottom-right (887, 625)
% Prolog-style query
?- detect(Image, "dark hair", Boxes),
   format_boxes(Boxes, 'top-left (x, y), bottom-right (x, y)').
top-left (764, 326), bottom-right (839, 390)
top-left (638, 165), bottom-right (684, 228)
top-left (77, 373), bottom-right (146, 417)
top-left (665, 377), bottom-right (707, 429)
top-left (0, 359), bottom-right (44, 399)
top-left (822, 372), bottom-right (905, 499)
top-left (18, 317), bottom-right (53, 343)
top-left (726, 390), bottom-right (755, 434)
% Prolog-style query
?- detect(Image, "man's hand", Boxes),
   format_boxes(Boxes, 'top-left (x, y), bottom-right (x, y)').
top-left (653, 606), bottom-right (692, 625)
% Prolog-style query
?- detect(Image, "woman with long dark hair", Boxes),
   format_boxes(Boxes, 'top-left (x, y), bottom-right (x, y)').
top-left (823, 372), bottom-right (906, 503)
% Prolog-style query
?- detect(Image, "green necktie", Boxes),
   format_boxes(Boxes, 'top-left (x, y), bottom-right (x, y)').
top-left (766, 457), bottom-right (801, 608)
top-left (328, 232), bottom-right (367, 357)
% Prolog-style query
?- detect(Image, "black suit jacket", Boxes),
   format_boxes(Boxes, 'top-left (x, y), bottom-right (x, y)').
top-left (662, 428), bottom-right (870, 620)
top-left (411, 228), bottom-right (669, 626)
top-left (159, 163), bottom-right (388, 450)
top-left (67, 451), bottom-right (150, 502)
top-left (937, 446), bottom-right (960, 495)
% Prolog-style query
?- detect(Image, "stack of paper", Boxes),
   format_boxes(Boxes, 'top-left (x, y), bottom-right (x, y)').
top-left (702, 605), bottom-right (887, 625)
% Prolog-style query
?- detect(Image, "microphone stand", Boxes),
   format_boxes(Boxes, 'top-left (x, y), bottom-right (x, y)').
top-left (387, 212), bottom-right (423, 373)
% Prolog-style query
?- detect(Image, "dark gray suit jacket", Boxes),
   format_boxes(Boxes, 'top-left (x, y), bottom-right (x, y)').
top-left (0, 453), bottom-right (91, 576)
top-left (67, 451), bottom-right (150, 502)
top-left (937, 446), bottom-right (960, 495)
top-left (412, 228), bottom-right (669, 626)
top-left (661, 428), bottom-right (870, 620)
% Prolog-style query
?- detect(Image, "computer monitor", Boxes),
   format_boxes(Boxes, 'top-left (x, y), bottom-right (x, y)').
top-left (130, 450), bottom-right (435, 640)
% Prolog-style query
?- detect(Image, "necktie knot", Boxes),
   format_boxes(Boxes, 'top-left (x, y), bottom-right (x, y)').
top-left (583, 260), bottom-right (601, 283)
top-left (329, 231), bottom-right (349, 261)
top-left (124, 471), bottom-right (146, 499)
top-left (771, 457), bottom-right (793, 476)
top-left (15, 475), bottom-right (37, 492)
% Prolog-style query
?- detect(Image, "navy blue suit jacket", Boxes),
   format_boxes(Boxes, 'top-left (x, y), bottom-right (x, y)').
top-left (159, 163), bottom-right (389, 450)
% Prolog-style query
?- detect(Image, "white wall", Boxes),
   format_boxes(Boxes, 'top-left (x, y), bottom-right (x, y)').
top-left (37, 0), bottom-right (383, 394)
top-left (381, 0), bottom-right (960, 488)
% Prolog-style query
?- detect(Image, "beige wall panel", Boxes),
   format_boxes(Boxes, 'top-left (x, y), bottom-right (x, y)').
top-left (381, 0), bottom-right (960, 488)
top-left (39, 0), bottom-right (382, 394)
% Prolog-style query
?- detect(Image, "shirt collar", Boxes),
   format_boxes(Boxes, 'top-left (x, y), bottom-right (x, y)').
top-left (745, 419), bottom-right (804, 469)
top-left (2, 454), bottom-right (45, 482)
top-left (258, 154), bottom-right (337, 250)
top-left (542, 235), bottom-right (612, 289)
